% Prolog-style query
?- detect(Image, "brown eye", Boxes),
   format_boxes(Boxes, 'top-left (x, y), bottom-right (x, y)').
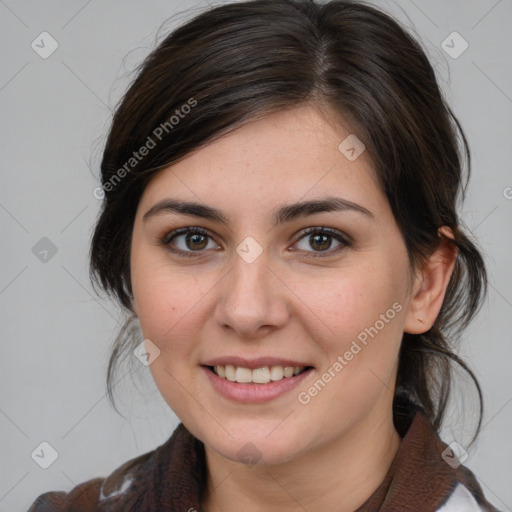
top-left (308, 233), bottom-right (332, 251)
top-left (293, 227), bottom-right (351, 257)
top-left (160, 227), bottom-right (219, 256)
top-left (184, 231), bottom-right (209, 250)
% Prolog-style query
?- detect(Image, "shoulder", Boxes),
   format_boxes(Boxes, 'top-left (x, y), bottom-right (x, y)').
top-left (27, 448), bottom-right (157, 511)
top-left (27, 478), bottom-right (104, 511)
top-left (437, 483), bottom-right (502, 512)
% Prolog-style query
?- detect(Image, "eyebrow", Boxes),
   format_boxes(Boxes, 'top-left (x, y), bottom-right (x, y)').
top-left (142, 196), bottom-right (375, 226)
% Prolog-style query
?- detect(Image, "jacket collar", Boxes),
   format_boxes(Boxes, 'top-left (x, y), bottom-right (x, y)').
top-left (140, 410), bottom-right (496, 512)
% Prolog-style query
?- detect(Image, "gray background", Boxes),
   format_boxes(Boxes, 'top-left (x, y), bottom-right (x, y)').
top-left (1, 0), bottom-right (511, 510)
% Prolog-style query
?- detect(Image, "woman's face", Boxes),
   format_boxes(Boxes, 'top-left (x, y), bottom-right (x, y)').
top-left (130, 105), bottom-right (417, 465)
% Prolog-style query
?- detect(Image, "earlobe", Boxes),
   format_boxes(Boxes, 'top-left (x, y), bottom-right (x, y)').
top-left (403, 227), bottom-right (457, 334)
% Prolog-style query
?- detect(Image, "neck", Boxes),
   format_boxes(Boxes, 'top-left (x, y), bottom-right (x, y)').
top-left (202, 407), bottom-right (401, 512)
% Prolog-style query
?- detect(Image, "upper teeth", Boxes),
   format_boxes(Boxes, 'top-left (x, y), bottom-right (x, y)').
top-left (214, 365), bottom-right (306, 384)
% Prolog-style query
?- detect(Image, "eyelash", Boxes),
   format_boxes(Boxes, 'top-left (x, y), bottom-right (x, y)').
top-left (157, 226), bottom-right (352, 259)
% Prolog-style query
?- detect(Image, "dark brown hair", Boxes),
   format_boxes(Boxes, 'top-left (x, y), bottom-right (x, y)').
top-left (89, 0), bottom-right (488, 440)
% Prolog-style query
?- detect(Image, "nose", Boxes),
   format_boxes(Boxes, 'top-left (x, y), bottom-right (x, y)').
top-left (213, 247), bottom-right (290, 339)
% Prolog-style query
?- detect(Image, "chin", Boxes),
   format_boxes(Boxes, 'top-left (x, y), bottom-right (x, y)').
top-left (199, 422), bottom-right (310, 467)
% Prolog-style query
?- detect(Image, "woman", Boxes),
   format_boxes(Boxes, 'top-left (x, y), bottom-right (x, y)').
top-left (28, 0), bottom-right (500, 510)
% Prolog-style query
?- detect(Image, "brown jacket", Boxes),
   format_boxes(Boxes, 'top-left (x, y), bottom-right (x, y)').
top-left (28, 409), bottom-right (501, 511)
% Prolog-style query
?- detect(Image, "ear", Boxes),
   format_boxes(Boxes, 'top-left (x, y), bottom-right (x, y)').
top-left (403, 227), bottom-right (457, 334)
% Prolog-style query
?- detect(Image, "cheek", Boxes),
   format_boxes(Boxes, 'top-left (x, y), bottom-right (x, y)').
top-left (131, 243), bottom-right (202, 341)
top-left (132, 272), bottom-right (206, 419)
top-left (294, 259), bottom-right (406, 399)
top-left (295, 262), bottom-right (402, 346)
top-left (134, 281), bottom-right (199, 357)
top-left (294, 279), bottom-right (404, 440)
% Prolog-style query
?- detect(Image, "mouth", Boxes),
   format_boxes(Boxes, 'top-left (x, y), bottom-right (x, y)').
top-left (206, 364), bottom-right (313, 384)
top-left (202, 363), bottom-right (315, 403)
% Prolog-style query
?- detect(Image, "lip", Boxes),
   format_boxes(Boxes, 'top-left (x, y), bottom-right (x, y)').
top-left (202, 365), bottom-right (314, 403)
top-left (202, 356), bottom-right (312, 370)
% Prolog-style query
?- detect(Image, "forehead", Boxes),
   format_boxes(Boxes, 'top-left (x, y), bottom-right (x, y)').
top-left (138, 105), bottom-right (386, 220)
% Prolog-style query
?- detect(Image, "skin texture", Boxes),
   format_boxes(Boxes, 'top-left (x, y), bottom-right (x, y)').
top-left (130, 104), bottom-right (457, 512)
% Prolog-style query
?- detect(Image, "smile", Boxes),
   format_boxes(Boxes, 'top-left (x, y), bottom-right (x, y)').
top-left (209, 364), bottom-right (310, 384)
top-left (202, 365), bottom-right (314, 403)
